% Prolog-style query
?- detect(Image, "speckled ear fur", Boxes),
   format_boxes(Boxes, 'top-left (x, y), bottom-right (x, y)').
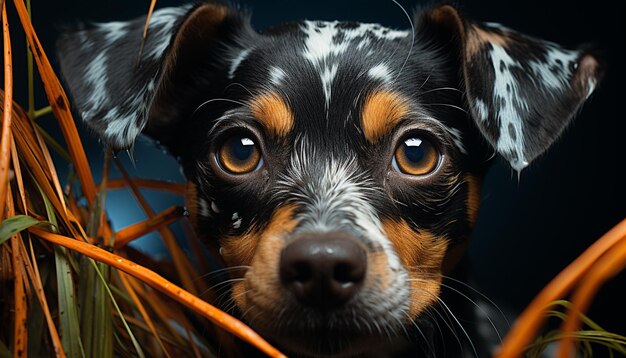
top-left (420, 4), bottom-right (602, 171)
top-left (56, 2), bottom-right (253, 152)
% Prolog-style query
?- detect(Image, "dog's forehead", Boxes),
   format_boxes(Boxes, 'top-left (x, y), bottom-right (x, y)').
top-left (231, 21), bottom-right (415, 112)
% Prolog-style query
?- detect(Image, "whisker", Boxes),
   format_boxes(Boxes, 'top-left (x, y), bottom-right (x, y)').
top-left (417, 86), bottom-right (463, 96)
top-left (192, 97), bottom-right (247, 117)
top-left (413, 271), bottom-right (511, 328)
top-left (410, 277), bottom-right (504, 344)
top-left (423, 103), bottom-right (468, 113)
top-left (224, 82), bottom-right (254, 96)
top-left (436, 297), bottom-right (479, 358)
top-left (193, 265), bottom-right (251, 282)
top-left (391, 0), bottom-right (415, 82)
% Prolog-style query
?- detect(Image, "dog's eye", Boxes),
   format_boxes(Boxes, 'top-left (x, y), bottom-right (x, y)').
top-left (392, 136), bottom-right (439, 176)
top-left (218, 133), bottom-right (263, 174)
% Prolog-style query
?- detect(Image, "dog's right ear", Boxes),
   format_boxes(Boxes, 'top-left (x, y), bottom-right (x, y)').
top-left (57, 2), bottom-right (255, 152)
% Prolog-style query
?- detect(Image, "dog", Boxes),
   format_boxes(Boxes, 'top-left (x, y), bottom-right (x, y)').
top-left (56, 1), bottom-right (602, 356)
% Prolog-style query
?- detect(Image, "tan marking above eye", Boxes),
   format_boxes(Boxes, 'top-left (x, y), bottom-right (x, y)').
top-left (249, 91), bottom-right (294, 138)
top-left (361, 90), bottom-right (410, 143)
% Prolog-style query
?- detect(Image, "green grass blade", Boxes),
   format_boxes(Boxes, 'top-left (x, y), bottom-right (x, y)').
top-left (55, 246), bottom-right (86, 358)
top-left (0, 215), bottom-right (55, 244)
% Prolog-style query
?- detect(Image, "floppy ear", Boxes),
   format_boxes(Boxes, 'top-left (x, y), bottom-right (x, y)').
top-left (418, 5), bottom-right (603, 171)
top-left (57, 2), bottom-right (254, 152)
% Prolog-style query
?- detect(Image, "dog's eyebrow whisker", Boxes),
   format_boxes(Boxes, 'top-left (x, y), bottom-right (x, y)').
top-left (192, 97), bottom-right (247, 117)
top-left (391, 0), bottom-right (415, 82)
top-left (423, 102), bottom-right (468, 114)
top-left (417, 73), bottom-right (431, 92)
top-left (224, 82), bottom-right (254, 96)
top-left (417, 86), bottom-right (463, 97)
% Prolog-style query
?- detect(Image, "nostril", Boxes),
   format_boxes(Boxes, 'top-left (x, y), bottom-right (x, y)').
top-left (333, 261), bottom-right (365, 285)
top-left (291, 261), bottom-right (313, 283)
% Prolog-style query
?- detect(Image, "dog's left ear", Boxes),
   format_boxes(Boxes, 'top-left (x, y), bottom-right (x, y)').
top-left (418, 5), bottom-right (603, 171)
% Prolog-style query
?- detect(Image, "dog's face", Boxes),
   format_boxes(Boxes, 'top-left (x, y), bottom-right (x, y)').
top-left (57, 2), bottom-right (601, 356)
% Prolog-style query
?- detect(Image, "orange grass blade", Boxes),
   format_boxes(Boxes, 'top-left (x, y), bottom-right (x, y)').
top-left (22, 238), bottom-right (66, 357)
top-left (1, 2), bottom-right (13, 221)
top-left (118, 272), bottom-right (172, 358)
top-left (113, 206), bottom-right (185, 249)
top-left (7, 186), bottom-right (28, 358)
top-left (114, 159), bottom-right (202, 295)
top-left (136, 0), bottom-right (157, 62)
top-left (12, 0), bottom-right (97, 207)
top-left (28, 227), bottom-right (287, 358)
top-left (495, 218), bottom-right (626, 357)
top-left (105, 178), bottom-right (185, 195)
top-left (556, 233), bottom-right (626, 358)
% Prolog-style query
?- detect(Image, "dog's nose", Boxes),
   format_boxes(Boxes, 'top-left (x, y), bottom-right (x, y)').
top-left (279, 233), bottom-right (367, 310)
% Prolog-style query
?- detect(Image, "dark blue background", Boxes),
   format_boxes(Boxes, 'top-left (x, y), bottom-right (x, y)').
top-left (4, 0), bottom-right (625, 335)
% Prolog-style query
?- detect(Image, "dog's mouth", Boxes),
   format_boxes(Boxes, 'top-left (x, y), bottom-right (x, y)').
top-left (244, 302), bottom-right (410, 357)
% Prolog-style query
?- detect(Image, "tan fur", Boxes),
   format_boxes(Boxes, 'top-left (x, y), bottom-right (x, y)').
top-left (382, 220), bottom-right (448, 318)
top-left (221, 205), bottom-right (299, 311)
top-left (249, 91), bottom-right (294, 138)
top-left (465, 174), bottom-right (481, 226)
top-left (184, 181), bottom-right (200, 228)
top-left (361, 90), bottom-right (410, 143)
top-left (466, 24), bottom-right (511, 58)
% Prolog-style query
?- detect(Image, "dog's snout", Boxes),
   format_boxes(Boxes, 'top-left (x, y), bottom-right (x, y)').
top-left (279, 233), bottom-right (367, 310)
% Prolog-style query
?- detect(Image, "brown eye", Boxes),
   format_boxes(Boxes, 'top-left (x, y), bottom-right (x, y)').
top-left (218, 133), bottom-right (263, 174)
top-left (392, 136), bottom-right (440, 176)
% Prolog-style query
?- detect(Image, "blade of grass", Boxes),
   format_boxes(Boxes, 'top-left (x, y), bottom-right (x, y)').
top-left (0, 215), bottom-right (54, 244)
top-left (125, 276), bottom-right (191, 346)
top-left (118, 272), bottom-right (172, 358)
top-left (40, 182), bottom-right (84, 358)
top-left (557, 235), bottom-right (626, 358)
top-left (23, 238), bottom-right (66, 357)
top-left (136, 0), bottom-right (157, 63)
top-left (496, 218), bottom-right (626, 357)
top-left (0, 1), bottom-right (14, 221)
top-left (25, 0), bottom-right (33, 118)
top-left (105, 178), bottom-right (185, 195)
top-left (113, 206), bottom-right (185, 250)
top-left (28, 227), bottom-right (286, 358)
top-left (7, 186), bottom-right (28, 358)
top-left (90, 260), bottom-right (143, 358)
top-left (13, 0), bottom-right (97, 207)
top-left (113, 160), bottom-right (202, 295)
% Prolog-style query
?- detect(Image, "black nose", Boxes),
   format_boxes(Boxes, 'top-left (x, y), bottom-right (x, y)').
top-left (279, 233), bottom-right (367, 310)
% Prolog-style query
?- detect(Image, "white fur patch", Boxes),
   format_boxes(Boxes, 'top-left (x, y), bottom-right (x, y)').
top-left (99, 21), bottom-right (128, 44)
top-left (367, 63), bottom-right (393, 84)
top-left (228, 48), bottom-right (252, 79)
top-left (83, 52), bottom-right (110, 117)
top-left (269, 66), bottom-right (287, 86)
top-left (300, 21), bottom-right (409, 111)
top-left (489, 44), bottom-right (529, 171)
top-left (528, 46), bottom-right (578, 91)
top-left (142, 6), bottom-right (191, 60)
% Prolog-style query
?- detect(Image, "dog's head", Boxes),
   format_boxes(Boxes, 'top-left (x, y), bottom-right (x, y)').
top-left (57, 2), bottom-right (601, 356)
